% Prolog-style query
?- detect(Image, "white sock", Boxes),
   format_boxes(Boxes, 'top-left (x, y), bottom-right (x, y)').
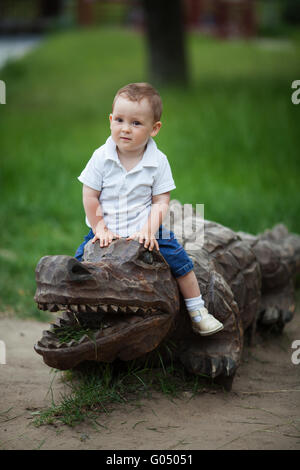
top-left (184, 295), bottom-right (205, 322)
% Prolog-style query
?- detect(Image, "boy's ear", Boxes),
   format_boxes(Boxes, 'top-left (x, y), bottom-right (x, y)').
top-left (151, 121), bottom-right (162, 137)
top-left (109, 114), bottom-right (113, 124)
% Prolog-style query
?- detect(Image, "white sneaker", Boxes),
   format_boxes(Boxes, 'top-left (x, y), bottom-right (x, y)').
top-left (190, 307), bottom-right (224, 336)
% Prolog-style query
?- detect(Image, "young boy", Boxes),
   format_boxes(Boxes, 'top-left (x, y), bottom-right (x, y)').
top-left (75, 83), bottom-right (223, 336)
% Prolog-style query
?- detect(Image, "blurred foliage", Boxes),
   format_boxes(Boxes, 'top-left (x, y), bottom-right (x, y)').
top-left (0, 0), bottom-right (39, 20)
top-left (1, 1), bottom-right (300, 36)
top-left (283, 0), bottom-right (300, 25)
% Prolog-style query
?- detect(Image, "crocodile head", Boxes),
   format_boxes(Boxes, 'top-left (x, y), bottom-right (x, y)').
top-left (34, 238), bottom-right (180, 369)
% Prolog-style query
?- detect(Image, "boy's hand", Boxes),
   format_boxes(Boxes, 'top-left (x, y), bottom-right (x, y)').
top-left (126, 231), bottom-right (159, 252)
top-left (92, 227), bottom-right (120, 248)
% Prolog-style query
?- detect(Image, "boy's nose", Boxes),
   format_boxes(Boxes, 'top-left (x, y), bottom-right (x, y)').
top-left (122, 122), bottom-right (131, 132)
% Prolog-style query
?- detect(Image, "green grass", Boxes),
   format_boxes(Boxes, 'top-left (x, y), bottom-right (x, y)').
top-left (52, 324), bottom-right (97, 344)
top-left (33, 351), bottom-right (205, 428)
top-left (0, 27), bottom-right (300, 317)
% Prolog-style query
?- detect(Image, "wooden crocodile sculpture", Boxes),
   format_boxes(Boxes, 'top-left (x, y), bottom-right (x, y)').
top-left (34, 200), bottom-right (300, 390)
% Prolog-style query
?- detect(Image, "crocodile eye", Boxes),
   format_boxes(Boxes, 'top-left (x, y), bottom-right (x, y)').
top-left (140, 251), bottom-right (153, 265)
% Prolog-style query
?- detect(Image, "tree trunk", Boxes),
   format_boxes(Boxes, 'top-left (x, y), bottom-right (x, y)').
top-left (142, 0), bottom-right (188, 86)
top-left (39, 0), bottom-right (63, 18)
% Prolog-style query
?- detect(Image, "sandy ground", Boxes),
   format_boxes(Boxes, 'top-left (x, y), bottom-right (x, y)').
top-left (0, 311), bottom-right (299, 451)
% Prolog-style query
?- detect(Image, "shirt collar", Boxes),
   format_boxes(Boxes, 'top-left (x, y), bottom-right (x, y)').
top-left (104, 136), bottom-right (159, 168)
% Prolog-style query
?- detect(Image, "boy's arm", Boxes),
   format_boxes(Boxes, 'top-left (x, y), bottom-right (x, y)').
top-left (127, 192), bottom-right (170, 251)
top-left (82, 184), bottom-right (120, 247)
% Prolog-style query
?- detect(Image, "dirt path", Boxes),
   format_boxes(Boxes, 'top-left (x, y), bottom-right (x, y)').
top-left (0, 312), bottom-right (299, 450)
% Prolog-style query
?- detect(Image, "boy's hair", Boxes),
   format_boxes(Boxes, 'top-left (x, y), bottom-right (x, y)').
top-left (112, 83), bottom-right (162, 122)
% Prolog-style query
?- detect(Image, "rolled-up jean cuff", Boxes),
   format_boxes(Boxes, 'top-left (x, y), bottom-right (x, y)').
top-left (171, 260), bottom-right (194, 278)
top-left (74, 228), bottom-right (94, 261)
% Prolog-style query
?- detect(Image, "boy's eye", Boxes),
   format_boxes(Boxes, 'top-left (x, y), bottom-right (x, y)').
top-left (115, 117), bottom-right (123, 122)
top-left (133, 121), bottom-right (141, 126)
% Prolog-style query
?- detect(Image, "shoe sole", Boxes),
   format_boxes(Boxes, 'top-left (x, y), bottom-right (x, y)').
top-left (193, 324), bottom-right (224, 336)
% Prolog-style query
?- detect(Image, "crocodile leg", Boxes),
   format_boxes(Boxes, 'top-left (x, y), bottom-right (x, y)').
top-left (176, 272), bottom-right (243, 391)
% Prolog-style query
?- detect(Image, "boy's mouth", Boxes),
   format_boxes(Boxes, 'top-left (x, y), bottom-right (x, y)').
top-left (121, 137), bottom-right (131, 141)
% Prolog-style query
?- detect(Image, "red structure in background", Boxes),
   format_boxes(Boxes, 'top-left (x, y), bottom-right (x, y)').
top-left (184, 0), bottom-right (256, 38)
top-left (76, 0), bottom-right (257, 39)
top-left (77, 0), bottom-right (94, 26)
top-left (0, 0), bottom-right (256, 38)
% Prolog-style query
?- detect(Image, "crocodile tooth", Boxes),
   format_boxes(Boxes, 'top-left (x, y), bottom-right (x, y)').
top-left (78, 334), bottom-right (91, 344)
top-left (57, 304), bottom-right (66, 311)
top-left (224, 359), bottom-right (230, 376)
top-left (100, 305), bottom-right (108, 313)
top-left (79, 304), bottom-right (86, 313)
top-left (61, 311), bottom-right (75, 322)
top-left (261, 307), bottom-right (279, 325)
top-left (38, 333), bottom-right (58, 348)
top-left (210, 358), bottom-right (217, 378)
top-left (38, 303), bottom-right (47, 311)
top-left (110, 305), bottom-right (118, 313)
top-left (42, 330), bottom-right (57, 339)
top-left (128, 306), bottom-right (139, 313)
top-left (88, 305), bottom-right (98, 313)
top-left (223, 357), bottom-right (236, 377)
top-left (36, 339), bottom-right (49, 348)
top-left (139, 307), bottom-right (148, 314)
top-left (147, 307), bottom-right (157, 315)
top-left (48, 304), bottom-right (59, 312)
top-left (119, 306), bottom-right (127, 313)
top-left (36, 339), bottom-right (56, 349)
top-left (70, 304), bottom-right (79, 313)
top-left (67, 340), bottom-right (78, 347)
top-left (50, 319), bottom-right (63, 328)
top-left (57, 342), bottom-right (68, 349)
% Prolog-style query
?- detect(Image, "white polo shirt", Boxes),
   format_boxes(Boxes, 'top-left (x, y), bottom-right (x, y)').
top-left (78, 136), bottom-right (176, 237)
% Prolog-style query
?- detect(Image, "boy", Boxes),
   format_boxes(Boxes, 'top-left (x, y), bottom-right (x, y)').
top-left (75, 83), bottom-right (223, 336)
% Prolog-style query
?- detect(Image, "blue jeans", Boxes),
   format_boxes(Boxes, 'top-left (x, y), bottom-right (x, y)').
top-left (75, 225), bottom-right (194, 278)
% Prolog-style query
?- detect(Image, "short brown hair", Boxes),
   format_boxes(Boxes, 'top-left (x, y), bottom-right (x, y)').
top-left (112, 82), bottom-right (162, 122)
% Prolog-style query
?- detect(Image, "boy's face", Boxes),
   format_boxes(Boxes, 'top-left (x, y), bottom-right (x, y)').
top-left (109, 95), bottom-right (161, 157)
